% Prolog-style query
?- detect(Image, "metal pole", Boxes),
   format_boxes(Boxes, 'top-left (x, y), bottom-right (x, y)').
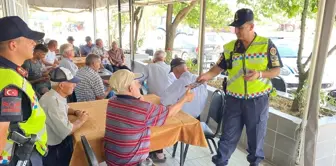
top-left (197, 0), bottom-right (206, 75)
top-left (107, 0), bottom-right (111, 48)
top-left (129, 0), bottom-right (134, 70)
top-left (118, 0), bottom-right (123, 48)
top-left (92, 0), bottom-right (97, 40)
top-left (300, 0), bottom-right (336, 165)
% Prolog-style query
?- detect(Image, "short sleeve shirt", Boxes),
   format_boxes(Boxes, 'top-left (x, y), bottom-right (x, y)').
top-left (75, 66), bottom-right (105, 102)
top-left (80, 44), bottom-right (95, 56)
top-left (91, 46), bottom-right (110, 65)
top-left (45, 50), bottom-right (56, 64)
top-left (104, 95), bottom-right (169, 165)
top-left (22, 59), bottom-right (43, 81)
top-left (59, 58), bottom-right (78, 76)
top-left (217, 34), bottom-right (283, 70)
top-left (39, 89), bottom-right (73, 145)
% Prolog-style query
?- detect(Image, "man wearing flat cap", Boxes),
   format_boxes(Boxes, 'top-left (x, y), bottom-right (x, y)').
top-left (0, 16), bottom-right (48, 166)
top-left (197, 9), bottom-right (283, 166)
top-left (67, 36), bottom-right (81, 57)
top-left (104, 69), bottom-right (194, 166)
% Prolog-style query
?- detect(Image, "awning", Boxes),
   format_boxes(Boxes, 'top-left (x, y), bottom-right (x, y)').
top-left (27, 0), bottom-right (194, 9)
top-left (27, 0), bottom-right (128, 9)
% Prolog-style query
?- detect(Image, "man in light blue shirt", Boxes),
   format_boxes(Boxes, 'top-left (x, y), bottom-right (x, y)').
top-left (160, 58), bottom-right (208, 119)
top-left (143, 50), bottom-right (176, 96)
top-left (59, 44), bottom-right (78, 76)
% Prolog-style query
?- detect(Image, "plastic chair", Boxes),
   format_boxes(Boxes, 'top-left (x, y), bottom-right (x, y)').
top-left (271, 76), bottom-right (287, 92)
top-left (81, 135), bottom-right (99, 166)
top-left (200, 89), bottom-right (226, 154)
top-left (172, 89), bottom-right (226, 159)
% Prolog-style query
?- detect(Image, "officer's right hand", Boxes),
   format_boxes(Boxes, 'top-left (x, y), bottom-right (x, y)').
top-left (197, 73), bottom-right (210, 83)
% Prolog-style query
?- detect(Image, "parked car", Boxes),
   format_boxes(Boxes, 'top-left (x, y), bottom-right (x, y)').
top-left (273, 39), bottom-right (334, 92)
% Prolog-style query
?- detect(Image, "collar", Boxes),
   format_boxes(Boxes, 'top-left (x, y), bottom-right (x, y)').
top-left (116, 94), bottom-right (139, 100)
top-left (85, 66), bottom-right (98, 73)
top-left (235, 32), bottom-right (257, 52)
top-left (0, 56), bottom-right (28, 77)
top-left (62, 57), bottom-right (73, 62)
top-left (50, 89), bottom-right (67, 101)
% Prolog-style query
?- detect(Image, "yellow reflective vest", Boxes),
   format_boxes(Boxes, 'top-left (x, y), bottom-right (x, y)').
top-left (0, 68), bottom-right (48, 164)
top-left (223, 36), bottom-right (273, 99)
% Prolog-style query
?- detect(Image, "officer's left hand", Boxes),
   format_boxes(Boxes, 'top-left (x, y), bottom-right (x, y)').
top-left (244, 70), bottom-right (260, 81)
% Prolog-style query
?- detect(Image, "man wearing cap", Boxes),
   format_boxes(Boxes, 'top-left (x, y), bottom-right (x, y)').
top-left (80, 36), bottom-right (95, 57)
top-left (161, 58), bottom-right (208, 120)
top-left (0, 16), bottom-right (48, 166)
top-left (39, 67), bottom-right (88, 166)
top-left (67, 36), bottom-right (81, 57)
top-left (104, 69), bottom-right (194, 166)
top-left (197, 9), bottom-right (283, 166)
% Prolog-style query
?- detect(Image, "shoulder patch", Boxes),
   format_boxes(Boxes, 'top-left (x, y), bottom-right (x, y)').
top-left (270, 47), bottom-right (277, 55)
top-left (4, 88), bottom-right (19, 97)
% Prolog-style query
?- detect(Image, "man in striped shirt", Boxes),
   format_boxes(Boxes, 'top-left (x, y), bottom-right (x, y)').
top-left (105, 69), bottom-right (194, 166)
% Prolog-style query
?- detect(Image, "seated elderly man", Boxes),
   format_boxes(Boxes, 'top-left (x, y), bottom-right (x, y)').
top-left (104, 69), bottom-right (194, 166)
top-left (67, 36), bottom-right (81, 57)
top-left (39, 67), bottom-right (89, 166)
top-left (22, 44), bottom-right (52, 96)
top-left (75, 54), bottom-right (112, 102)
top-left (91, 38), bottom-right (113, 72)
top-left (143, 50), bottom-right (176, 96)
top-left (81, 36), bottom-right (95, 57)
top-left (59, 43), bottom-right (78, 76)
top-left (107, 41), bottom-right (130, 71)
top-left (142, 50), bottom-right (176, 162)
top-left (161, 58), bottom-right (208, 120)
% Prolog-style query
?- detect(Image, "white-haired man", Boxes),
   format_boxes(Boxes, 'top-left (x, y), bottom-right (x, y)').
top-left (143, 50), bottom-right (176, 96)
top-left (39, 67), bottom-right (88, 166)
top-left (59, 43), bottom-right (78, 76)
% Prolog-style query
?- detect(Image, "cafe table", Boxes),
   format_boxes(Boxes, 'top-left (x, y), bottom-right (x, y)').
top-left (68, 94), bottom-right (207, 166)
top-left (73, 57), bottom-right (86, 68)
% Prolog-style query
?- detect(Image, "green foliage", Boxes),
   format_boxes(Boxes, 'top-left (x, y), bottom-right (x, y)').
top-left (185, 58), bottom-right (198, 74)
top-left (52, 21), bottom-right (62, 27)
top-left (237, 0), bottom-right (319, 20)
top-left (161, 0), bottom-right (232, 29)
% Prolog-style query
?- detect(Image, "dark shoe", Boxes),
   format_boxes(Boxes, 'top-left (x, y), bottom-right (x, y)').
top-left (149, 153), bottom-right (166, 163)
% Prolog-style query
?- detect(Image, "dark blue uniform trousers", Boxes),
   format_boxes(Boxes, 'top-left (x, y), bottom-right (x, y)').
top-left (212, 95), bottom-right (269, 166)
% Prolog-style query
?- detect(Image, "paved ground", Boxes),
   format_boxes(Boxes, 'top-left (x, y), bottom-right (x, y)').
top-left (99, 138), bottom-right (274, 166)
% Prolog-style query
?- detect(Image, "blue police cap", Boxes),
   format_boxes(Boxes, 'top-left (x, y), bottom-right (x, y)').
top-left (229, 8), bottom-right (254, 27)
top-left (0, 16), bottom-right (45, 42)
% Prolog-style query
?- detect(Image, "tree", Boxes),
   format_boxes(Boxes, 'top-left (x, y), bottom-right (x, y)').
top-left (163, 0), bottom-right (232, 62)
top-left (133, 7), bottom-right (144, 54)
top-left (111, 12), bottom-right (129, 45)
top-left (165, 1), bottom-right (197, 62)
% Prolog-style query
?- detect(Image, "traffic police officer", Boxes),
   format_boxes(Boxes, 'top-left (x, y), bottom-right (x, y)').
top-left (197, 9), bottom-right (283, 166)
top-left (0, 16), bottom-right (48, 166)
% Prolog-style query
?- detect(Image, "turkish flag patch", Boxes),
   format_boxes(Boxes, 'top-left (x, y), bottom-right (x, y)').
top-left (4, 88), bottom-right (19, 97)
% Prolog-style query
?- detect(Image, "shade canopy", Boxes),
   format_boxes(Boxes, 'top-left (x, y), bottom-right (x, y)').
top-left (27, 0), bottom-right (194, 9)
